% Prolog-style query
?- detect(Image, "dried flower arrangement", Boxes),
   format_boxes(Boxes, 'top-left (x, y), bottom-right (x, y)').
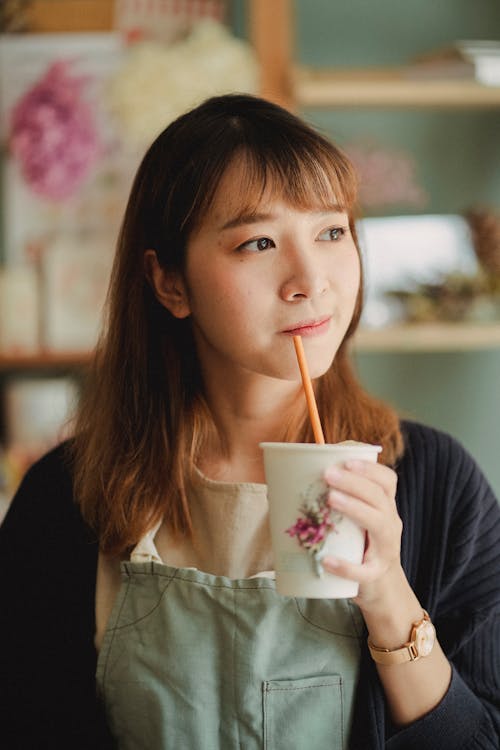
top-left (345, 140), bottom-right (428, 211)
top-left (386, 209), bottom-right (500, 323)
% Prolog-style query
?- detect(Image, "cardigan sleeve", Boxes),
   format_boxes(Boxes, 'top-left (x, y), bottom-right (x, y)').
top-left (385, 424), bottom-right (500, 750)
top-left (0, 444), bottom-right (115, 749)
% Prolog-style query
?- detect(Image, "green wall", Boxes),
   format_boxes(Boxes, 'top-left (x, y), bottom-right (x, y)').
top-left (307, 109), bottom-right (500, 216)
top-left (354, 350), bottom-right (500, 495)
top-left (235, 1), bottom-right (500, 495)
top-left (302, 2), bottom-right (500, 495)
top-left (292, 0), bottom-right (500, 216)
top-left (293, 0), bottom-right (500, 67)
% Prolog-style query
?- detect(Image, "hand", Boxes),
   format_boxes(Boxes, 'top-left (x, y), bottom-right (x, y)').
top-left (322, 459), bottom-right (403, 611)
top-left (322, 460), bottom-right (453, 727)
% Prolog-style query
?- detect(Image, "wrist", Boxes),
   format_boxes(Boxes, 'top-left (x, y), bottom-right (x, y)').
top-left (368, 611), bottom-right (436, 665)
top-left (357, 565), bottom-right (424, 649)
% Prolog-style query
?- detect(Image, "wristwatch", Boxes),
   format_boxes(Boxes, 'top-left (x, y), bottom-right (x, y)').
top-left (368, 610), bottom-right (436, 665)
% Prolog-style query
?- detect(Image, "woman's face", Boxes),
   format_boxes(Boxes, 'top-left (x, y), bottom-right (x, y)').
top-left (174, 158), bottom-right (361, 385)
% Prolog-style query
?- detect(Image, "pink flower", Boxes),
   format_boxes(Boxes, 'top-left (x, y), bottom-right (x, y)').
top-left (9, 60), bottom-right (101, 201)
top-left (286, 500), bottom-right (337, 553)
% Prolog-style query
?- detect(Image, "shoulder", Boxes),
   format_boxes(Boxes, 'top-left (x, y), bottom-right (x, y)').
top-left (397, 419), bottom-right (494, 504)
top-left (396, 419), bottom-right (498, 529)
top-left (0, 440), bottom-right (96, 558)
top-left (396, 420), bottom-right (500, 604)
top-left (399, 419), bottom-right (474, 462)
top-left (2, 441), bottom-right (73, 525)
top-left (21, 439), bottom-right (74, 487)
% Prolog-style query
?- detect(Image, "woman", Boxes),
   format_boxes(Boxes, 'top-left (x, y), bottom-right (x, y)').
top-left (1, 94), bottom-right (499, 749)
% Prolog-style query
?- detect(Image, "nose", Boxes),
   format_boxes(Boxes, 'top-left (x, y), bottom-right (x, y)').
top-left (279, 247), bottom-right (330, 302)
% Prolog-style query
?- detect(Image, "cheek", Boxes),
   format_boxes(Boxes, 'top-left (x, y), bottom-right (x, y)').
top-left (187, 268), bottom-right (257, 328)
top-left (351, 256), bottom-right (362, 295)
top-left (336, 247), bottom-right (361, 299)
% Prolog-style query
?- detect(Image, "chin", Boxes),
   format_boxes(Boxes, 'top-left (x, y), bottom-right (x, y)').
top-left (308, 362), bottom-right (334, 380)
top-left (260, 341), bottom-right (337, 382)
top-left (276, 357), bottom-right (334, 383)
top-left (308, 348), bottom-right (337, 379)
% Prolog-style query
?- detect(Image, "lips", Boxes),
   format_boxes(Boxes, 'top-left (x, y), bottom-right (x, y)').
top-left (282, 315), bottom-right (332, 337)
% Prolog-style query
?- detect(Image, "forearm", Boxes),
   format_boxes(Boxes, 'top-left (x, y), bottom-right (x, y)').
top-left (358, 564), bottom-right (452, 726)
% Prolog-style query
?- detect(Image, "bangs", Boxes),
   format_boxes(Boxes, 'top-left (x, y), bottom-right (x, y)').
top-left (169, 97), bottom-right (359, 251)
top-left (188, 138), bottom-right (358, 236)
top-left (231, 148), bottom-right (357, 216)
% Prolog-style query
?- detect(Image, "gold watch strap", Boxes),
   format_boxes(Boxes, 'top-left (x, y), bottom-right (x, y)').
top-left (367, 611), bottom-right (432, 666)
top-left (368, 640), bottom-right (420, 665)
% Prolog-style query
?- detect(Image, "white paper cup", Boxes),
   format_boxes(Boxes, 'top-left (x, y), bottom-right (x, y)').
top-left (260, 441), bottom-right (382, 598)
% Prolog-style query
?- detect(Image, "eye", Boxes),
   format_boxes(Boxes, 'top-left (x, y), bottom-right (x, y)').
top-left (238, 236), bottom-right (275, 252)
top-left (317, 226), bottom-right (347, 242)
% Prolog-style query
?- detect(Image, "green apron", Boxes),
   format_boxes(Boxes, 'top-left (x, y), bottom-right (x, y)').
top-left (97, 552), bottom-right (363, 749)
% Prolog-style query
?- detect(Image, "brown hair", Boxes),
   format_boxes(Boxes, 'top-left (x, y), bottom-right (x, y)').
top-left (72, 94), bottom-right (403, 555)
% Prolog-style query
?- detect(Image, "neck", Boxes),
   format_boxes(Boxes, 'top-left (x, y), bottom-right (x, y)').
top-left (199, 374), bottom-right (304, 483)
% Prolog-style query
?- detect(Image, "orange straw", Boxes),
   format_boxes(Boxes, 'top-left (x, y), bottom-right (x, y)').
top-left (293, 335), bottom-right (325, 444)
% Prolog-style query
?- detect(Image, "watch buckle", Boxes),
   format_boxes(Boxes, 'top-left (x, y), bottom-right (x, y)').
top-left (408, 643), bottom-right (419, 661)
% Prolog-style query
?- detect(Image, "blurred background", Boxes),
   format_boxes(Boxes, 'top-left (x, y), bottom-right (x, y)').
top-left (1, 0), bottom-right (499, 519)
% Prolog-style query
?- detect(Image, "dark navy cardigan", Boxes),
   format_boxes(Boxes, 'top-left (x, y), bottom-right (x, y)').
top-left (1, 421), bottom-right (499, 749)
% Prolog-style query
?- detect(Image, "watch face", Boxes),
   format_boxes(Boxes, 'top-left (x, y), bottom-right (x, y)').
top-left (416, 620), bottom-right (436, 657)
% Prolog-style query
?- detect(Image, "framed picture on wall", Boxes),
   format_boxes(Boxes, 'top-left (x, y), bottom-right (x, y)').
top-left (0, 32), bottom-right (128, 266)
top-left (0, 11), bottom-right (256, 354)
top-left (0, 32), bottom-right (131, 352)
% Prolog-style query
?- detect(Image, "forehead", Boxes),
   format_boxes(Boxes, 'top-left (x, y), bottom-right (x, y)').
top-left (199, 153), bottom-right (350, 230)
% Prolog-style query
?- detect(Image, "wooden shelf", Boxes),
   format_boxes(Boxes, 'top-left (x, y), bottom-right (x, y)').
top-left (354, 322), bottom-right (500, 352)
top-left (25, 1), bottom-right (114, 32)
top-left (0, 352), bottom-right (92, 371)
top-left (1, 325), bottom-right (499, 369)
top-left (294, 66), bottom-right (500, 109)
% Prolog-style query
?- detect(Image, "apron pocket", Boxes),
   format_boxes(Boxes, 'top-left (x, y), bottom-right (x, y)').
top-left (263, 675), bottom-right (344, 750)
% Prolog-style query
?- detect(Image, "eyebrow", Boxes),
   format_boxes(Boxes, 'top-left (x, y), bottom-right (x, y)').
top-left (219, 205), bottom-right (346, 231)
top-left (220, 212), bottom-right (273, 231)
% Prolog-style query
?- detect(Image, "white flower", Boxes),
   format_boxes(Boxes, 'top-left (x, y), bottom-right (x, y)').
top-left (107, 19), bottom-right (259, 147)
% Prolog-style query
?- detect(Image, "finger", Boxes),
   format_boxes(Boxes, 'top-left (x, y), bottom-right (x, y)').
top-left (324, 462), bottom-right (397, 507)
top-left (327, 490), bottom-right (402, 548)
top-left (324, 467), bottom-right (388, 511)
top-left (322, 555), bottom-right (380, 585)
top-left (345, 460), bottom-right (398, 501)
top-left (327, 489), bottom-right (380, 530)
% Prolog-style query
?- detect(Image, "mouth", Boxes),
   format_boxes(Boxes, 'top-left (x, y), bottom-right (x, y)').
top-left (281, 315), bottom-right (332, 337)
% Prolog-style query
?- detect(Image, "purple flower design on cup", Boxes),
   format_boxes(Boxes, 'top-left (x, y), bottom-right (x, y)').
top-left (285, 481), bottom-right (343, 577)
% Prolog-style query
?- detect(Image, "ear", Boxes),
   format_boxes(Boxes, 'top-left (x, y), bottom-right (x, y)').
top-left (144, 250), bottom-right (191, 319)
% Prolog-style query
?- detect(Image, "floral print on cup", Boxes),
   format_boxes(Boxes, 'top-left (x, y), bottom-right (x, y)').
top-left (285, 480), bottom-right (343, 577)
